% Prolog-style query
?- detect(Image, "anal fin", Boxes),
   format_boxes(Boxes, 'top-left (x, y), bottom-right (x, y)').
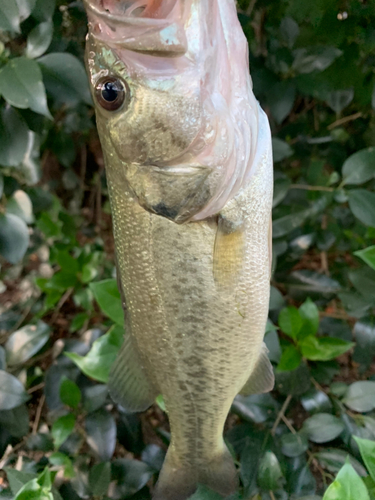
top-left (109, 331), bottom-right (157, 412)
top-left (240, 343), bottom-right (275, 396)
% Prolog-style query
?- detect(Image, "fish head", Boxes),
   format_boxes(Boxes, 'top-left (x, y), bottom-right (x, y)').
top-left (85, 0), bottom-right (266, 222)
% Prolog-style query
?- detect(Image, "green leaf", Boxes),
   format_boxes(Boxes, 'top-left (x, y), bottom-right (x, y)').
top-left (0, 57), bottom-right (51, 118)
top-left (279, 16), bottom-right (299, 48)
top-left (5, 321), bottom-right (50, 365)
top-left (275, 361), bottom-right (311, 396)
top-left (32, 0), bottom-right (55, 21)
top-left (273, 210), bottom-right (308, 238)
top-left (277, 344), bottom-right (302, 372)
top-left (85, 409), bottom-right (116, 461)
top-left (59, 377), bottom-right (81, 409)
top-left (300, 336), bottom-right (354, 361)
top-left (7, 190), bottom-right (33, 224)
top-left (348, 267), bottom-right (375, 298)
top-left (0, 106), bottom-right (29, 167)
top-left (303, 413), bottom-right (344, 443)
top-left (301, 389), bottom-right (332, 415)
top-left (292, 46), bottom-right (342, 74)
top-left (315, 449), bottom-right (367, 477)
top-left (0, 0), bottom-right (20, 33)
top-left (5, 469), bottom-right (35, 496)
top-left (354, 246), bottom-right (375, 271)
top-left (352, 318), bottom-right (375, 372)
top-left (111, 458), bottom-right (154, 498)
top-left (90, 279), bottom-right (124, 325)
top-left (49, 452), bottom-right (74, 478)
top-left (272, 137), bottom-right (294, 162)
top-left (0, 404), bottom-right (29, 437)
top-left (348, 190), bottom-right (375, 227)
top-left (343, 381), bottom-right (375, 413)
top-left (257, 451), bottom-right (285, 491)
top-left (0, 213), bottom-right (29, 264)
top-left (326, 89), bottom-right (354, 114)
top-left (66, 325), bottom-right (123, 383)
top-left (322, 461), bottom-right (369, 500)
top-left (342, 148), bottom-right (375, 186)
top-left (38, 53), bottom-right (92, 106)
top-left (89, 462), bottom-right (111, 496)
top-left (353, 437), bottom-right (375, 483)
top-left (281, 432), bottom-right (308, 457)
top-left (51, 413), bottom-right (76, 449)
top-left (299, 298), bottom-right (320, 337)
top-left (0, 370), bottom-right (29, 410)
top-left (279, 306), bottom-right (303, 339)
top-left (26, 20), bottom-right (53, 59)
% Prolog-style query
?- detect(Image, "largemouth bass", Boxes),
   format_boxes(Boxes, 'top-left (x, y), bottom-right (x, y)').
top-left (83, 0), bottom-right (274, 498)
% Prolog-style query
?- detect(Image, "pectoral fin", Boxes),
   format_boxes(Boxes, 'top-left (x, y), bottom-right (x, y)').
top-left (109, 329), bottom-right (157, 412)
top-left (213, 211), bottom-right (245, 288)
top-left (239, 343), bottom-right (274, 395)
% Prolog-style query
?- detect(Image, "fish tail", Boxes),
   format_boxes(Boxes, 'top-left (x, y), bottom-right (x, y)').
top-left (153, 443), bottom-right (238, 500)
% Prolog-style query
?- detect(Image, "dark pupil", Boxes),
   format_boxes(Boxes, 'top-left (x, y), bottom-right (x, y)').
top-left (102, 82), bottom-right (119, 102)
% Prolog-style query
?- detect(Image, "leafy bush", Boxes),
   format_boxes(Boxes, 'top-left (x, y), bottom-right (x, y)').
top-left (0, 0), bottom-right (375, 499)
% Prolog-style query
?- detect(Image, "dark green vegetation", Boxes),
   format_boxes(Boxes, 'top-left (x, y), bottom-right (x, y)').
top-left (0, 0), bottom-right (375, 498)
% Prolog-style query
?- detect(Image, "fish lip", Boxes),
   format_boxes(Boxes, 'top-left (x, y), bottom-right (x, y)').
top-left (83, 0), bottom-right (170, 27)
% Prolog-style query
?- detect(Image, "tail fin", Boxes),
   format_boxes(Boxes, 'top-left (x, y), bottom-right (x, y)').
top-left (153, 444), bottom-right (238, 500)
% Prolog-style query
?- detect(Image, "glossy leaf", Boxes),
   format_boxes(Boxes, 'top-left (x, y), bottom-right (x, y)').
top-left (89, 279), bottom-right (124, 326)
top-left (7, 190), bottom-right (33, 224)
top-left (279, 306), bottom-right (303, 339)
top-left (354, 246), bottom-right (375, 271)
top-left (111, 458), bottom-right (154, 497)
top-left (0, 0), bottom-right (20, 32)
top-left (0, 370), bottom-right (29, 410)
top-left (275, 362), bottom-right (311, 396)
top-left (281, 432), bottom-right (308, 457)
top-left (301, 389), bottom-right (332, 415)
top-left (353, 437), bottom-right (375, 482)
top-left (272, 138), bottom-right (294, 162)
top-left (0, 404), bottom-right (29, 437)
top-left (0, 213), bottom-right (29, 264)
top-left (26, 20), bottom-right (53, 59)
top-left (277, 344), bottom-right (302, 372)
top-left (322, 461), bottom-right (369, 500)
top-left (315, 448), bottom-right (367, 477)
top-left (66, 325), bottom-right (123, 383)
top-left (0, 106), bottom-right (29, 167)
top-left (38, 53), bottom-right (92, 106)
top-left (59, 377), bottom-right (81, 409)
top-left (292, 46), bottom-right (342, 74)
top-left (5, 321), bottom-right (50, 365)
top-left (352, 318), bottom-right (375, 372)
top-left (300, 336), bottom-right (354, 361)
top-left (348, 190), bottom-right (375, 227)
top-left (342, 148), bottom-right (375, 186)
top-left (299, 298), bottom-right (319, 337)
top-left (52, 414), bottom-right (76, 449)
top-left (303, 413), bottom-right (344, 443)
top-left (0, 57), bottom-right (51, 118)
top-left (258, 451), bottom-right (285, 491)
top-left (85, 409), bottom-right (116, 461)
top-left (89, 462), bottom-right (111, 496)
top-left (343, 381), bottom-right (375, 413)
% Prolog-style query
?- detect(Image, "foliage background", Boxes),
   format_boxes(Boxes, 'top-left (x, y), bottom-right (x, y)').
top-left (0, 0), bottom-right (375, 499)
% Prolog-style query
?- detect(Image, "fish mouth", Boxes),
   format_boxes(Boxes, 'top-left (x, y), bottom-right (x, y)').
top-left (84, 0), bottom-right (188, 56)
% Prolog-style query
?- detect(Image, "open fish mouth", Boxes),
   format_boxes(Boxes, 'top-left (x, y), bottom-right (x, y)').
top-left (84, 0), bottom-right (188, 56)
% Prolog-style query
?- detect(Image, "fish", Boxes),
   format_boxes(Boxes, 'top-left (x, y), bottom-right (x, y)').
top-left (83, 0), bottom-right (274, 498)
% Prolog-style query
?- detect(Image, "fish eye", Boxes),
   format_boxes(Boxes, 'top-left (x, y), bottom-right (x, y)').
top-left (95, 76), bottom-right (128, 111)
